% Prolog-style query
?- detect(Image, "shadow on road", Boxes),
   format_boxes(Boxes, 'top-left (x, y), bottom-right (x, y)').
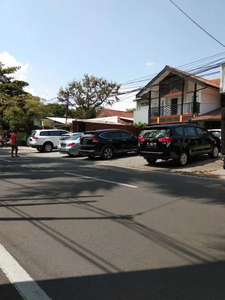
top-left (1, 260), bottom-right (225, 300)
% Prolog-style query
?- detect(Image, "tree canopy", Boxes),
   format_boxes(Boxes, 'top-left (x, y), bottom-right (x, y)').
top-left (58, 74), bottom-right (120, 119)
top-left (0, 62), bottom-right (45, 131)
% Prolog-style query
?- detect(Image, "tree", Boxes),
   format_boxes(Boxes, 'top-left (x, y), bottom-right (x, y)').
top-left (0, 62), bottom-right (45, 131)
top-left (126, 108), bottom-right (136, 112)
top-left (58, 74), bottom-right (120, 119)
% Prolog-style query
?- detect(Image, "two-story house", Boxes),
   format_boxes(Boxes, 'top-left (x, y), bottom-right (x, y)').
top-left (134, 65), bottom-right (221, 125)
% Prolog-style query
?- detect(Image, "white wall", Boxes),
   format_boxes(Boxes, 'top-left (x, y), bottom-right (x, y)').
top-left (134, 105), bottom-right (148, 123)
top-left (200, 88), bottom-right (220, 114)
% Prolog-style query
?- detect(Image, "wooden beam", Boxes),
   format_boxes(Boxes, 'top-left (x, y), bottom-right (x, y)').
top-left (193, 83), bottom-right (197, 116)
top-left (181, 79), bottom-right (185, 121)
top-left (158, 86), bottom-right (161, 117)
top-left (148, 91), bottom-right (151, 125)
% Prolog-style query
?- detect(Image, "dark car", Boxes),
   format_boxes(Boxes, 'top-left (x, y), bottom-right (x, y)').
top-left (79, 129), bottom-right (138, 159)
top-left (138, 123), bottom-right (220, 166)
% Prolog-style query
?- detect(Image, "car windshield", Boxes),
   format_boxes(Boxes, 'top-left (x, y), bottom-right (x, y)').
top-left (67, 134), bottom-right (81, 140)
top-left (142, 128), bottom-right (170, 138)
top-left (210, 131), bottom-right (221, 138)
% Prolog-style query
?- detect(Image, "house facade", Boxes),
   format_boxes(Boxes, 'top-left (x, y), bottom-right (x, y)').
top-left (134, 65), bottom-right (221, 125)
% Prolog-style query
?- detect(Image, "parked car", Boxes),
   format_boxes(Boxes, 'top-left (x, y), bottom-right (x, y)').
top-left (138, 124), bottom-right (220, 166)
top-left (207, 129), bottom-right (221, 140)
top-left (58, 132), bottom-right (83, 157)
top-left (28, 129), bottom-right (69, 152)
top-left (79, 129), bottom-right (138, 159)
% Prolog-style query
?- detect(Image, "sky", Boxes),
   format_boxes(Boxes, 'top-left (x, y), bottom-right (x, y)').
top-left (1, 0), bottom-right (225, 111)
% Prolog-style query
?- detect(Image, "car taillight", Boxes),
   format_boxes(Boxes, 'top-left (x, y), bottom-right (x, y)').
top-left (68, 143), bottom-right (75, 147)
top-left (92, 134), bottom-right (99, 142)
top-left (32, 136), bottom-right (38, 139)
top-left (138, 134), bottom-right (146, 142)
top-left (158, 137), bottom-right (173, 143)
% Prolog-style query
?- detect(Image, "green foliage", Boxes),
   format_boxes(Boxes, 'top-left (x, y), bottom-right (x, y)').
top-left (0, 62), bottom-right (45, 131)
top-left (126, 108), bottom-right (136, 112)
top-left (58, 74), bottom-right (120, 119)
top-left (134, 121), bottom-right (147, 129)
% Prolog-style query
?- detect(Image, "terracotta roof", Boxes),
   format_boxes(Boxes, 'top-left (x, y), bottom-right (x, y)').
top-left (192, 108), bottom-right (221, 121)
top-left (96, 109), bottom-right (134, 119)
top-left (137, 65), bottom-right (220, 97)
top-left (168, 66), bottom-right (220, 88)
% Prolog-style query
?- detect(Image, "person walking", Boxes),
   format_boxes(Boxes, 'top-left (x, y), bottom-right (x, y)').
top-left (10, 130), bottom-right (19, 157)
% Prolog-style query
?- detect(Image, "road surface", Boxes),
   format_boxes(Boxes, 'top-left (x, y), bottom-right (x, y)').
top-left (0, 149), bottom-right (225, 299)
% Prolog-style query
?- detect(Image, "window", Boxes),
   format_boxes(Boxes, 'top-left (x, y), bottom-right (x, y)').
top-left (185, 127), bottom-right (197, 136)
top-left (173, 126), bottom-right (184, 136)
top-left (60, 131), bottom-right (68, 136)
top-left (40, 131), bottom-right (49, 136)
top-left (49, 131), bottom-right (61, 136)
top-left (99, 132), bottom-right (108, 138)
top-left (196, 127), bottom-right (206, 135)
top-left (120, 132), bottom-right (132, 139)
top-left (107, 131), bottom-right (120, 139)
top-left (67, 134), bottom-right (81, 140)
top-left (142, 128), bottom-right (170, 138)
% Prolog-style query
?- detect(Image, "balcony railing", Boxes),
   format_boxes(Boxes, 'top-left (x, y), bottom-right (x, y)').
top-left (151, 102), bottom-right (200, 117)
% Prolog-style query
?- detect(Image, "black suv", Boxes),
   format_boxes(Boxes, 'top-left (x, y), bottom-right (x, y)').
top-left (79, 129), bottom-right (138, 159)
top-left (138, 124), bottom-right (220, 166)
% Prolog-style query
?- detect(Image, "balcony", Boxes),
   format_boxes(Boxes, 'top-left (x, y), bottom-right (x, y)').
top-left (151, 102), bottom-right (200, 117)
top-left (149, 102), bottom-right (200, 124)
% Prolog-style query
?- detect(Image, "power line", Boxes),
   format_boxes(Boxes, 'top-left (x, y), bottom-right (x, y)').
top-left (121, 51), bottom-right (225, 86)
top-left (169, 0), bottom-right (225, 48)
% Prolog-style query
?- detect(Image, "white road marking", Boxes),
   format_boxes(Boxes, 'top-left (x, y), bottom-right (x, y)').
top-left (0, 244), bottom-right (52, 300)
top-left (0, 158), bottom-right (12, 163)
top-left (65, 172), bottom-right (138, 188)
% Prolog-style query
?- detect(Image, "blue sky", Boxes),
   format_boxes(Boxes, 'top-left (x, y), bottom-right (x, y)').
top-left (1, 0), bottom-right (225, 110)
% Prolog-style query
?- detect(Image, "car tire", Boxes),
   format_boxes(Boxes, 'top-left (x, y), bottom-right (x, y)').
top-left (176, 151), bottom-right (188, 167)
top-left (43, 142), bottom-right (53, 152)
top-left (146, 158), bottom-right (157, 165)
top-left (102, 146), bottom-right (114, 160)
top-left (88, 155), bottom-right (95, 159)
top-left (68, 153), bottom-right (75, 157)
top-left (209, 145), bottom-right (219, 159)
top-left (37, 147), bottom-right (43, 152)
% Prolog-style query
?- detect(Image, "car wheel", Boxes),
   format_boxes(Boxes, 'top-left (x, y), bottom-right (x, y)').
top-left (88, 155), bottom-right (95, 159)
top-left (209, 145), bottom-right (219, 159)
top-left (43, 142), bottom-right (53, 152)
top-left (176, 151), bottom-right (188, 166)
top-left (146, 158), bottom-right (157, 165)
top-left (68, 153), bottom-right (75, 157)
top-left (102, 147), bottom-right (114, 160)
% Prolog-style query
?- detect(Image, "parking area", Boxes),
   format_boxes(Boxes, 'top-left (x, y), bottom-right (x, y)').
top-left (7, 146), bottom-right (225, 180)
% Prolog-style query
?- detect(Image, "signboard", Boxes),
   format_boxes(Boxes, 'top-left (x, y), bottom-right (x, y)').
top-left (42, 120), bottom-right (51, 127)
top-left (220, 64), bottom-right (225, 94)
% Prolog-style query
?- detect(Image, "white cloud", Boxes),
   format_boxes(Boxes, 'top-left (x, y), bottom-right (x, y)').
top-left (146, 62), bottom-right (155, 67)
top-left (0, 51), bottom-right (29, 81)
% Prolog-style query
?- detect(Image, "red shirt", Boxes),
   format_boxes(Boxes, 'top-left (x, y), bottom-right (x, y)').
top-left (10, 133), bottom-right (17, 145)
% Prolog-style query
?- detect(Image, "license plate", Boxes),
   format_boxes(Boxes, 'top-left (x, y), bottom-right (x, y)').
top-left (147, 142), bottom-right (157, 147)
top-left (61, 143), bottom-right (66, 147)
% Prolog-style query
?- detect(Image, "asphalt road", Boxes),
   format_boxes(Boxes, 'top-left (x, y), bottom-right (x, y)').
top-left (0, 149), bottom-right (225, 300)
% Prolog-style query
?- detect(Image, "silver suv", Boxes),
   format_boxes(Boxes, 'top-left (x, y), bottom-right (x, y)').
top-left (28, 129), bottom-right (69, 152)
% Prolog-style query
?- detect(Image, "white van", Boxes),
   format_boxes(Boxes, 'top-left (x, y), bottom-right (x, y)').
top-left (28, 129), bottom-right (69, 152)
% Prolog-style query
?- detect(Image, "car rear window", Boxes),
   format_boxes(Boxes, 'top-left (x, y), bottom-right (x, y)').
top-left (31, 131), bottom-right (37, 137)
top-left (67, 134), bottom-right (81, 140)
top-left (142, 128), bottom-right (170, 138)
top-left (60, 134), bottom-right (71, 140)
